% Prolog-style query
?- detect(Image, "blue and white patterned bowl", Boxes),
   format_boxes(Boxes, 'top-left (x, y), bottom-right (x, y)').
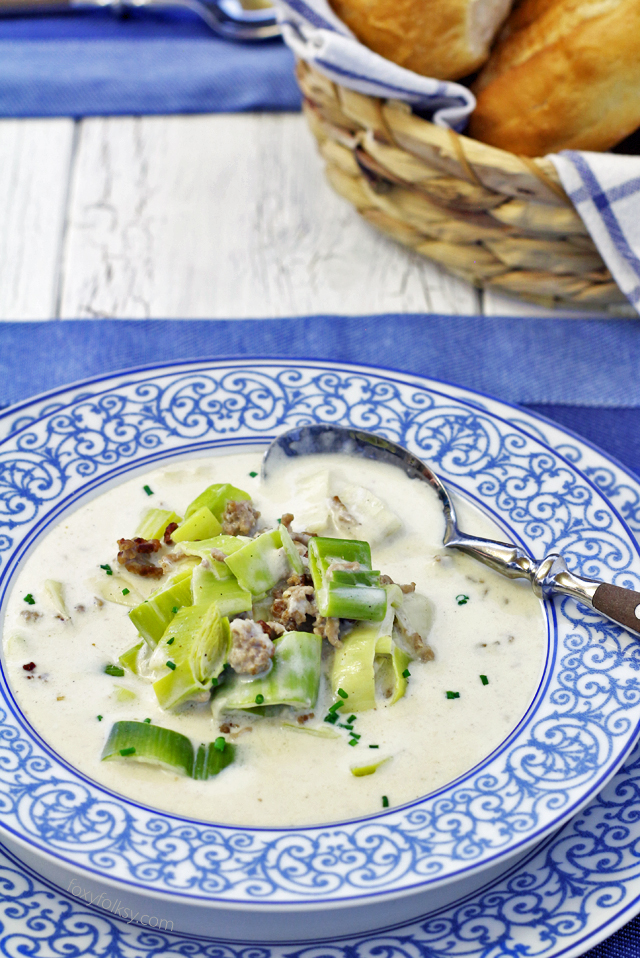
top-left (1, 358), bottom-right (640, 942)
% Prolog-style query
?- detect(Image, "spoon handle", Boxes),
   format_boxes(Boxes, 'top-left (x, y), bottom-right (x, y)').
top-left (592, 583), bottom-right (640, 635)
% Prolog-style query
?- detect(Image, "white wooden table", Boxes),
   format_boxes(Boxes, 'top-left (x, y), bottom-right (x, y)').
top-left (0, 113), bottom-right (608, 321)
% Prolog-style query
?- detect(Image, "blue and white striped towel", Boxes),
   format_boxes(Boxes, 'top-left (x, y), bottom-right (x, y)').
top-left (277, 0), bottom-right (640, 316)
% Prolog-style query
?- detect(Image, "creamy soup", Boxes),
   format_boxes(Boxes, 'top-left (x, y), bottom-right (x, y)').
top-left (2, 450), bottom-right (547, 827)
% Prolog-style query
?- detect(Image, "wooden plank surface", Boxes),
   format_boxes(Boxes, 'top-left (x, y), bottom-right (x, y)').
top-left (58, 113), bottom-right (480, 319)
top-left (0, 118), bottom-right (75, 320)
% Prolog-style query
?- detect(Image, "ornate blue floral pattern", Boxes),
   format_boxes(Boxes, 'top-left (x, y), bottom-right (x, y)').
top-left (1, 361), bottom-right (640, 907)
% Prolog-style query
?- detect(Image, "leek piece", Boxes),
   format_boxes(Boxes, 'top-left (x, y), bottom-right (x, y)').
top-left (113, 685), bottom-right (137, 703)
top-left (152, 603), bottom-right (231, 709)
top-left (128, 568), bottom-right (194, 647)
top-left (172, 506), bottom-right (222, 543)
top-left (102, 720), bottom-right (194, 775)
top-left (224, 529), bottom-right (289, 596)
top-left (279, 523), bottom-right (304, 575)
top-left (191, 564), bottom-right (252, 616)
top-left (174, 535), bottom-right (246, 568)
top-left (282, 723), bottom-right (340, 739)
top-left (332, 482), bottom-right (402, 545)
top-left (192, 740), bottom-right (235, 779)
top-left (44, 579), bottom-right (69, 618)
top-left (184, 483), bottom-right (250, 522)
top-left (91, 574), bottom-right (143, 609)
top-left (136, 508), bottom-right (182, 541)
top-left (393, 591), bottom-right (435, 660)
top-left (289, 471), bottom-right (331, 534)
top-left (351, 757), bottom-right (391, 777)
top-left (331, 624), bottom-right (378, 712)
top-left (216, 631), bottom-right (322, 711)
top-left (119, 641), bottom-right (144, 675)
top-left (309, 537), bottom-right (387, 621)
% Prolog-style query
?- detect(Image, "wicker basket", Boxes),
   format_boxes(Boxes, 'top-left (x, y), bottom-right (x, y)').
top-left (296, 59), bottom-right (633, 314)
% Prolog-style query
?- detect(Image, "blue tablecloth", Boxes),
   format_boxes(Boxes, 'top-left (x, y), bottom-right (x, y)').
top-left (0, 9), bottom-right (301, 116)
top-left (1, 314), bottom-right (640, 958)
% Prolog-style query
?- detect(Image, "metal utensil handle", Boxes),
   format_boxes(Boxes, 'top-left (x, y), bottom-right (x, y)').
top-left (0, 0), bottom-right (73, 8)
top-left (592, 583), bottom-right (640, 634)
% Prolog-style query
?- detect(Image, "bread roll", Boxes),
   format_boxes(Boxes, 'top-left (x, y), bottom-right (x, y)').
top-left (327, 0), bottom-right (513, 81)
top-left (470, 0), bottom-right (640, 155)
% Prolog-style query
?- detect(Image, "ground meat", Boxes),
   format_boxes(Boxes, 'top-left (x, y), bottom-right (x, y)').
top-left (228, 619), bottom-right (275, 675)
top-left (330, 495), bottom-right (356, 527)
top-left (287, 571), bottom-right (313, 588)
top-left (117, 537), bottom-right (163, 578)
top-left (266, 620), bottom-right (285, 637)
top-left (326, 559), bottom-right (361, 579)
top-left (20, 610), bottom-right (42, 622)
top-left (163, 522), bottom-right (179, 545)
top-left (313, 615), bottom-right (341, 647)
top-left (379, 574), bottom-right (416, 594)
top-left (282, 585), bottom-right (317, 626)
top-left (210, 548), bottom-right (228, 562)
top-left (280, 512), bottom-right (316, 546)
top-left (407, 633), bottom-right (435, 662)
top-left (22, 662), bottom-right (36, 671)
top-left (281, 513), bottom-right (294, 529)
top-left (221, 500), bottom-right (260, 536)
top-left (297, 713), bottom-right (314, 724)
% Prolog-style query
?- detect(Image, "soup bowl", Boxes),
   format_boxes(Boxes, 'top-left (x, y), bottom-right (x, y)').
top-left (1, 358), bottom-right (639, 942)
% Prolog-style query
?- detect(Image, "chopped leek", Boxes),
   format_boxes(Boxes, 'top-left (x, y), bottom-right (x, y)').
top-left (101, 721), bottom-right (192, 776)
top-left (172, 506), bottom-right (222, 543)
top-left (128, 567), bottom-right (194, 647)
top-left (113, 685), bottom-right (137, 703)
top-left (215, 631), bottom-right (322, 711)
top-left (224, 529), bottom-right (290, 596)
top-left (331, 482), bottom-right (402, 545)
top-left (282, 723), bottom-right (340, 739)
top-left (174, 535), bottom-right (246, 567)
top-left (44, 579), bottom-right (68, 618)
top-left (309, 538), bottom-right (387, 621)
top-left (184, 483), bottom-right (250, 522)
top-left (190, 564), bottom-right (252, 616)
top-left (192, 740), bottom-right (235, 779)
top-left (119, 641), bottom-right (144, 675)
top-left (279, 522), bottom-right (304, 575)
top-left (91, 574), bottom-right (143, 609)
top-left (350, 757), bottom-right (391, 777)
top-left (152, 603), bottom-right (231, 709)
top-left (136, 508), bottom-right (182, 541)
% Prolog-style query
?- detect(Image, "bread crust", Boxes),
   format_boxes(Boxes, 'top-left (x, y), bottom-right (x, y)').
top-left (328, 0), bottom-right (512, 80)
top-left (470, 0), bottom-right (640, 154)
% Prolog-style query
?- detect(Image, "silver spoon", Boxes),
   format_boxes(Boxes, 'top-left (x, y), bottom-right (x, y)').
top-left (262, 423), bottom-right (640, 638)
top-left (0, 0), bottom-right (281, 41)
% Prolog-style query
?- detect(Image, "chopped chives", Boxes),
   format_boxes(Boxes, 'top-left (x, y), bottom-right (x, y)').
top-left (446, 691), bottom-right (460, 699)
top-left (122, 588), bottom-right (130, 596)
top-left (166, 661), bottom-right (177, 671)
top-left (119, 747), bottom-right (136, 756)
top-left (369, 744), bottom-right (379, 749)
top-left (348, 715), bottom-right (356, 723)
top-left (171, 606), bottom-right (179, 614)
top-left (340, 724), bottom-right (354, 730)
top-left (105, 664), bottom-right (125, 677)
top-left (480, 675), bottom-right (489, 685)
top-left (211, 677), bottom-right (219, 687)
top-left (255, 693), bottom-right (265, 705)
top-left (249, 471), bottom-right (258, 478)
top-left (100, 564), bottom-right (113, 576)
top-left (348, 738), bottom-right (358, 746)
top-left (97, 715), bottom-right (103, 721)
top-left (455, 594), bottom-right (469, 606)
top-left (143, 718), bottom-right (151, 724)
top-left (167, 637), bottom-right (174, 645)
top-left (350, 732), bottom-right (361, 740)
top-left (337, 688), bottom-right (348, 699)
top-left (324, 713), bottom-right (339, 724)
top-left (402, 668), bottom-right (411, 678)
top-left (382, 796), bottom-right (389, 808)
top-left (23, 594), bottom-right (35, 605)
top-left (328, 702), bottom-right (342, 713)
top-left (143, 485), bottom-right (154, 496)
top-left (213, 736), bottom-right (226, 752)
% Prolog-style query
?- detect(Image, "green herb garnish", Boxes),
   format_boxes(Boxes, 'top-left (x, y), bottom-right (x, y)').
top-left (167, 637), bottom-right (174, 645)
top-left (255, 693), bottom-right (265, 705)
top-left (369, 744), bottom-right (379, 749)
top-left (105, 664), bottom-right (125, 677)
top-left (122, 588), bottom-right (130, 596)
top-left (100, 564), bottom-right (113, 576)
top-left (213, 737), bottom-right (226, 752)
top-left (166, 661), bottom-right (177, 671)
top-left (337, 688), bottom-right (348, 699)
top-left (348, 715), bottom-right (356, 723)
top-left (143, 718), bottom-right (151, 723)
top-left (143, 485), bottom-right (154, 496)
top-left (456, 594), bottom-right (469, 605)
top-left (119, 747), bottom-right (136, 756)
top-left (402, 668), bottom-right (411, 678)
top-left (23, 594), bottom-right (35, 605)
top-left (480, 675), bottom-right (489, 685)
top-left (97, 715), bottom-right (103, 721)
top-left (382, 796), bottom-right (389, 808)
top-left (446, 691), bottom-right (460, 699)
top-left (324, 713), bottom-right (339, 724)
top-left (172, 606), bottom-right (179, 614)
top-left (348, 738), bottom-right (358, 746)
top-left (249, 471), bottom-right (258, 478)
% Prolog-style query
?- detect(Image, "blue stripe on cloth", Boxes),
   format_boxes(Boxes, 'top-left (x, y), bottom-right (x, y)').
top-left (567, 153), bottom-right (640, 303)
top-left (282, 0), bottom-right (338, 30)
top-left (0, 10), bottom-right (301, 117)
